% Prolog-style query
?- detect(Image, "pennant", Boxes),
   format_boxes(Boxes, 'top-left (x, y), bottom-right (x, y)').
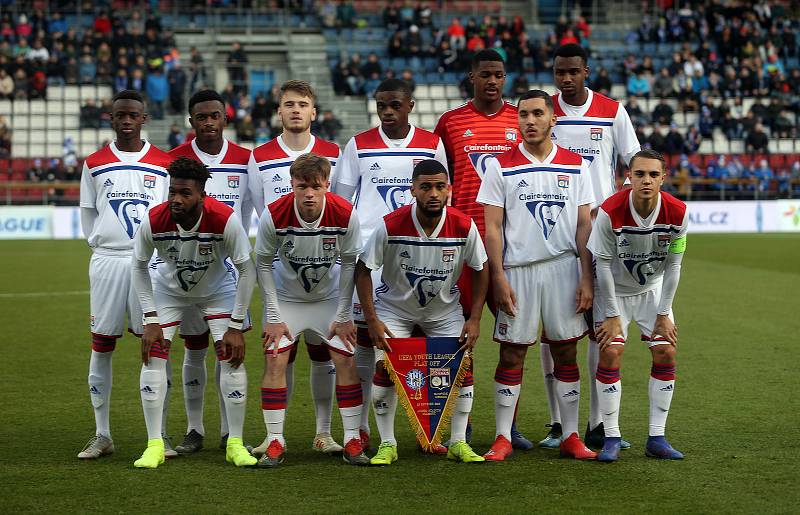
top-left (383, 337), bottom-right (470, 451)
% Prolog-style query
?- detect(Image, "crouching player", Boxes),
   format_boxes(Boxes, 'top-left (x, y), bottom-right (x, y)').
top-left (131, 157), bottom-right (257, 468)
top-left (588, 149), bottom-right (688, 462)
top-left (355, 159), bottom-right (488, 465)
top-left (254, 153), bottom-right (370, 467)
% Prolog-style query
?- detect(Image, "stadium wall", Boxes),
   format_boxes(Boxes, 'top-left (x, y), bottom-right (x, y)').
top-left (2, 202), bottom-right (800, 240)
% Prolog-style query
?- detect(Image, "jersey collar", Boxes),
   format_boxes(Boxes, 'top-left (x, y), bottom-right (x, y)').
top-left (518, 141), bottom-right (557, 165)
top-left (293, 194), bottom-right (326, 229)
top-left (110, 140), bottom-right (150, 162)
top-left (411, 205), bottom-right (446, 239)
top-left (378, 124), bottom-right (415, 148)
top-left (468, 100), bottom-right (508, 118)
top-left (557, 88), bottom-right (594, 117)
top-left (191, 138), bottom-right (229, 167)
top-left (629, 190), bottom-right (661, 227)
top-left (277, 133), bottom-right (316, 157)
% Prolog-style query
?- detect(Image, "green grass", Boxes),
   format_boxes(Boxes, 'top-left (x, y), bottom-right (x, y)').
top-left (1, 234), bottom-right (798, 514)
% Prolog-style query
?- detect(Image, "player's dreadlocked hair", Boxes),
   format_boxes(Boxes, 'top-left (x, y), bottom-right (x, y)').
top-left (168, 157), bottom-right (212, 187)
top-left (554, 43), bottom-right (589, 65)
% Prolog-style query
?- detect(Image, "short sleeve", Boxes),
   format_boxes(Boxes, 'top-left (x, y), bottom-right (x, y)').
top-left (248, 153), bottom-right (266, 218)
top-left (334, 137), bottom-right (360, 188)
top-left (133, 215), bottom-right (155, 261)
top-left (254, 208), bottom-right (278, 258)
top-left (79, 161), bottom-right (95, 208)
top-left (433, 138), bottom-right (449, 174)
top-left (360, 221), bottom-right (387, 271)
top-left (577, 160), bottom-right (596, 207)
top-left (340, 209), bottom-right (362, 258)
top-left (587, 208), bottom-right (616, 259)
top-left (475, 157), bottom-right (505, 207)
top-left (328, 144), bottom-right (342, 186)
top-left (463, 220), bottom-right (488, 271)
top-left (223, 214), bottom-right (252, 264)
top-left (613, 105), bottom-right (642, 166)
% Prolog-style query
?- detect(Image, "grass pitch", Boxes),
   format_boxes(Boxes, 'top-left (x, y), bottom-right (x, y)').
top-left (1, 234), bottom-right (798, 514)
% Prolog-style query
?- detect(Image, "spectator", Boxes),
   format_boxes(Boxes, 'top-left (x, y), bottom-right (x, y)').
top-left (647, 124), bottom-right (668, 154)
top-left (361, 52), bottom-right (382, 77)
top-left (745, 123), bottom-right (769, 154)
top-left (29, 69), bottom-right (46, 99)
top-left (62, 136), bottom-right (78, 169)
top-left (0, 116), bottom-right (11, 158)
top-left (113, 68), bottom-right (129, 93)
top-left (773, 109), bottom-right (795, 139)
top-left (255, 120), bottom-right (271, 145)
top-left (651, 98), bottom-right (674, 126)
top-left (93, 10), bottom-right (113, 35)
top-left (665, 123), bottom-right (685, 155)
top-left (511, 74), bottom-right (529, 97)
top-left (627, 71), bottom-right (650, 98)
top-left (448, 17), bottom-right (466, 50)
top-left (236, 114), bottom-right (255, 142)
top-left (227, 41), bottom-right (248, 94)
top-left (400, 68), bottom-right (416, 93)
top-left (146, 67), bottom-right (168, 120)
top-left (336, 0), bottom-right (357, 29)
top-left (652, 67), bottom-right (675, 98)
top-left (80, 99), bottom-right (102, 129)
top-left (755, 159), bottom-right (773, 193)
top-left (251, 94), bottom-right (272, 127)
top-left (168, 63), bottom-right (187, 114)
top-left (436, 40), bottom-right (458, 73)
top-left (130, 68), bottom-right (145, 92)
top-left (0, 68), bottom-right (12, 98)
top-left (26, 38), bottom-right (49, 63)
top-left (189, 46), bottom-right (206, 92)
top-left (777, 165), bottom-right (792, 197)
top-left (320, 0), bottom-right (337, 28)
top-left (13, 68), bottom-right (28, 99)
top-left (27, 159), bottom-right (48, 182)
top-left (625, 96), bottom-right (648, 127)
top-left (684, 125), bottom-right (702, 154)
top-left (405, 25), bottom-right (423, 56)
top-left (79, 54), bottom-right (96, 84)
top-left (317, 110), bottom-right (343, 141)
top-left (383, 1), bottom-right (401, 30)
top-left (697, 106), bottom-right (714, 138)
top-left (591, 67), bottom-right (612, 97)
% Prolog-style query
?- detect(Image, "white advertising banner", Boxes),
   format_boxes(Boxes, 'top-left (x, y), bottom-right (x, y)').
top-left (0, 206), bottom-right (54, 239)
top-left (776, 199), bottom-right (800, 232)
top-left (684, 201), bottom-right (778, 233)
top-left (53, 206), bottom-right (83, 239)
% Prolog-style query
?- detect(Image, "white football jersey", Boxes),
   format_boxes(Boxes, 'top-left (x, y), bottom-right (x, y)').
top-left (249, 134), bottom-right (341, 216)
top-left (79, 141), bottom-right (171, 255)
top-left (134, 197), bottom-right (252, 298)
top-left (552, 89), bottom-right (640, 205)
top-left (361, 205), bottom-right (486, 321)
top-left (588, 189), bottom-right (688, 296)
top-left (169, 139), bottom-right (256, 231)
top-left (334, 125), bottom-right (447, 246)
top-left (477, 143), bottom-right (594, 267)
top-left (255, 192), bottom-right (360, 302)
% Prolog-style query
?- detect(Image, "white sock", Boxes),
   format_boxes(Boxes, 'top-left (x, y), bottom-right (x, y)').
top-left (493, 367), bottom-right (522, 440)
top-left (88, 350), bottom-right (113, 438)
top-left (648, 377), bottom-right (675, 436)
top-left (183, 347), bottom-right (208, 435)
top-left (355, 345), bottom-right (375, 433)
top-left (263, 408), bottom-right (286, 447)
top-left (161, 359), bottom-right (172, 436)
top-left (310, 360), bottom-right (335, 434)
top-left (140, 357), bottom-right (168, 441)
top-left (587, 339), bottom-right (602, 430)
top-left (219, 361), bottom-right (247, 440)
top-left (555, 379), bottom-right (581, 437)
top-left (339, 406), bottom-right (362, 442)
top-left (215, 361), bottom-right (229, 436)
top-left (597, 379), bottom-right (622, 438)
top-left (450, 386), bottom-right (473, 443)
top-left (372, 384), bottom-right (397, 445)
top-left (540, 343), bottom-right (561, 425)
top-left (285, 361), bottom-right (295, 406)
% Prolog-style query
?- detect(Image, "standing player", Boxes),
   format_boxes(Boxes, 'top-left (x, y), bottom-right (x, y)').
top-left (477, 90), bottom-right (596, 461)
top-left (434, 49), bottom-right (533, 450)
top-left (588, 149), bottom-right (687, 462)
top-left (547, 43), bottom-right (641, 450)
top-left (249, 80), bottom-right (344, 455)
top-left (168, 89), bottom-right (256, 454)
top-left (131, 157), bottom-right (257, 469)
top-left (254, 153), bottom-right (369, 467)
top-left (77, 90), bottom-right (171, 459)
top-left (355, 160), bottom-right (488, 465)
top-left (332, 78), bottom-right (447, 450)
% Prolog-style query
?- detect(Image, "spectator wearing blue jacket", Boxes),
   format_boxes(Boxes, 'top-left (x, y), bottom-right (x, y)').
top-left (146, 67), bottom-right (168, 119)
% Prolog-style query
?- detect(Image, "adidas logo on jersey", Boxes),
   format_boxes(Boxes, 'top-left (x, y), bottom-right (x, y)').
top-left (370, 162), bottom-right (381, 171)
top-left (463, 129), bottom-right (474, 137)
top-left (561, 390), bottom-right (580, 398)
top-left (619, 239), bottom-right (630, 247)
top-left (660, 384), bottom-right (674, 392)
top-left (497, 388), bottom-right (515, 397)
top-left (103, 178), bottom-right (114, 187)
top-left (400, 251), bottom-right (411, 258)
top-left (227, 390), bottom-right (245, 399)
top-left (602, 384), bottom-right (618, 394)
top-left (283, 240), bottom-right (294, 249)
top-left (517, 179), bottom-right (529, 188)
top-left (272, 174), bottom-right (282, 182)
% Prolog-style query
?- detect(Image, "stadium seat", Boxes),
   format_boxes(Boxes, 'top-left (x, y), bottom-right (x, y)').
top-left (415, 84), bottom-right (430, 99)
top-left (428, 85), bottom-right (446, 99)
top-left (444, 85), bottom-right (460, 98)
top-left (11, 117), bottom-right (30, 129)
top-left (46, 144), bottom-right (62, 157)
top-left (730, 140), bottom-right (744, 154)
top-left (46, 129), bottom-right (63, 143)
top-left (777, 140), bottom-right (795, 153)
top-left (416, 99), bottom-right (433, 113)
top-left (433, 99), bottom-right (449, 114)
top-left (448, 99), bottom-right (463, 110)
top-left (370, 113), bottom-right (380, 127)
top-left (0, 99), bottom-right (10, 115)
top-left (408, 113), bottom-right (420, 126)
top-left (47, 102), bottom-right (65, 115)
top-left (30, 102), bottom-right (46, 115)
top-left (12, 102), bottom-right (30, 115)
top-left (63, 86), bottom-right (80, 102)
top-left (420, 114), bottom-right (436, 130)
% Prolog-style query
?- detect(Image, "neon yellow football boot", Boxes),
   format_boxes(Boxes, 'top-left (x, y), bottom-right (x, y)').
top-left (370, 442), bottom-right (398, 466)
top-left (447, 441), bottom-right (486, 463)
top-left (226, 437), bottom-right (257, 467)
top-left (134, 439), bottom-right (166, 469)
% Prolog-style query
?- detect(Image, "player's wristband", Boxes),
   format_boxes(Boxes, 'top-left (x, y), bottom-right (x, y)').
top-left (228, 320), bottom-right (244, 330)
top-left (143, 316), bottom-right (160, 326)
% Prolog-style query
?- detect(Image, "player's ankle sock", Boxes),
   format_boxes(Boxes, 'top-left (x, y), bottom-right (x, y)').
top-left (355, 343), bottom-right (375, 432)
top-left (587, 339), bottom-right (603, 429)
top-left (649, 363), bottom-right (676, 436)
top-left (285, 361), bottom-right (295, 407)
top-left (219, 361), bottom-right (247, 440)
top-left (140, 358), bottom-right (168, 441)
top-left (540, 343), bottom-right (561, 425)
top-left (336, 383), bottom-right (363, 442)
top-left (494, 367), bottom-right (522, 440)
top-left (596, 366), bottom-right (622, 438)
top-left (311, 359), bottom-right (335, 435)
top-left (182, 347), bottom-right (208, 435)
top-left (261, 386), bottom-right (288, 446)
top-left (215, 360), bottom-right (229, 436)
top-left (554, 363), bottom-right (581, 436)
top-left (450, 385), bottom-right (474, 442)
top-left (88, 345), bottom-right (114, 438)
top-left (372, 370), bottom-right (397, 445)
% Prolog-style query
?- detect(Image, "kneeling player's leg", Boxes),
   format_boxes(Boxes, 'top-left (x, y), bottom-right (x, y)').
top-left (306, 336), bottom-right (336, 437)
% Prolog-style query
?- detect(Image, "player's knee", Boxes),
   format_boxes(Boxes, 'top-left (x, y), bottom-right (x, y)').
top-left (599, 344), bottom-right (624, 368)
top-left (498, 344), bottom-right (526, 368)
top-left (183, 331), bottom-right (210, 350)
top-left (140, 370), bottom-right (162, 403)
top-left (651, 344), bottom-right (675, 364)
top-left (306, 342), bottom-right (331, 362)
top-left (264, 358), bottom-right (288, 380)
top-left (549, 342), bottom-right (577, 364)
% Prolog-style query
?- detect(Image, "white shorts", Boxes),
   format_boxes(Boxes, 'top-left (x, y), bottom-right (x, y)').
top-left (494, 254), bottom-right (587, 345)
top-left (154, 289), bottom-right (235, 343)
top-left (592, 286), bottom-right (674, 347)
top-left (353, 268), bottom-right (383, 326)
top-left (178, 258), bottom-right (251, 336)
top-left (89, 253), bottom-right (144, 337)
top-left (267, 298), bottom-right (354, 356)
top-left (373, 306), bottom-right (465, 363)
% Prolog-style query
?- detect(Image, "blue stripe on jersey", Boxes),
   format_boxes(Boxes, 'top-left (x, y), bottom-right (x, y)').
top-left (357, 151), bottom-right (436, 158)
top-left (555, 120), bottom-right (614, 126)
top-left (208, 167), bottom-right (248, 174)
top-left (387, 238), bottom-right (465, 247)
top-left (501, 166), bottom-right (582, 177)
top-left (258, 160), bottom-right (294, 171)
top-left (152, 234), bottom-right (224, 242)
top-left (612, 226), bottom-right (681, 236)
top-left (91, 165), bottom-right (168, 177)
top-left (275, 228), bottom-right (348, 236)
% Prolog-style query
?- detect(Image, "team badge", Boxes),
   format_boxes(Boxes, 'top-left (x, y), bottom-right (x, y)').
top-left (557, 175), bottom-right (570, 188)
top-left (526, 200), bottom-right (566, 240)
top-left (658, 234), bottom-right (671, 247)
top-left (143, 175), bottom-right (156, 188)
top-left (430, 368), bottom-right (451, 390)
top-left (498, 323), bottom-right (508, 336)
top-left (405, 369), bottom-right (426, 395)
top-left (353, 303), bottom-right (362, 316)
top-left (199, 243), bottom-right (212, 255)
top-left (227, 175), bottom-right (240, 188)
top-left (590, 127), bottom-right (603, 140)
top-left (110, 198), bottom-right (150, 238)
top-left (322, 237), bottom-right (337, 251)
top-left (90, 315), bottom-right (95, 327)
top-left (505, 128), bottom-right (517, 141)
top-left (441, 248), bottom-right (455, 262)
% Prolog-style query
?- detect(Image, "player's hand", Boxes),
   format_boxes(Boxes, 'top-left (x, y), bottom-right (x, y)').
top-left (366, 318), bottom-right (395, 353)
top-left (141, 323), bottom-right (166, 365)
top-left (459, 317), bottom-right (481, 350)
top-left (652, 314), bottom-right (678, 346)
top-left (596, 316), bottom-right (623, 351)
top-left (329, 320), bottom-right (357, 353)
top-left (575, 276), bottom-right (593, 313)
top-left (493, 274), bottom-right (517, 317)
top-left (221, 328), bottom-right (246, 368)
top-left (263, 322), bottom-right (293, 357)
